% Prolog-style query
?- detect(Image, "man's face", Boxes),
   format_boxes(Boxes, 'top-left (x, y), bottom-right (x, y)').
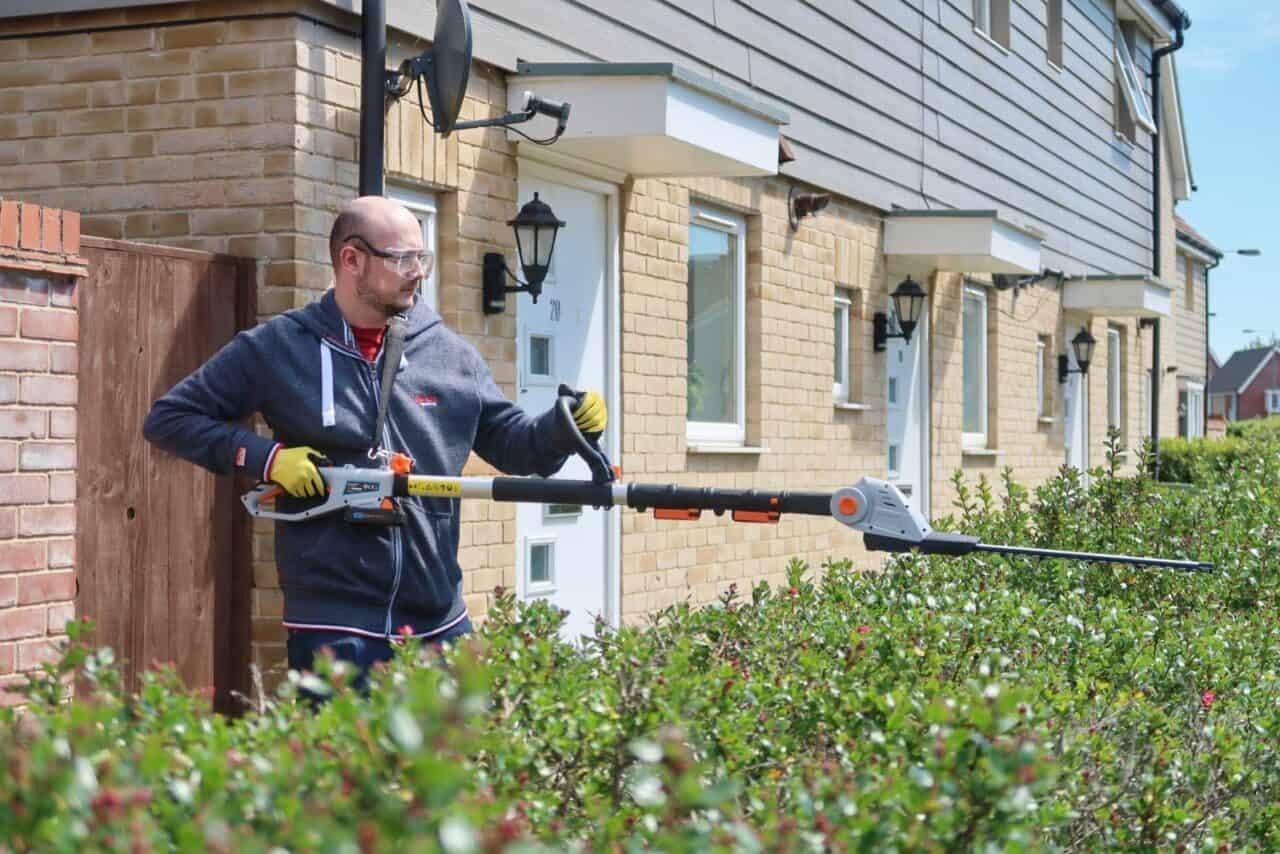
top-left (340, 212), bottom-right (427, 320)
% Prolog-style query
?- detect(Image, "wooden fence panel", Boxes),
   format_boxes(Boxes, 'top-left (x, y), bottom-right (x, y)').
top-left (77, 237), bottom-right (255, 713)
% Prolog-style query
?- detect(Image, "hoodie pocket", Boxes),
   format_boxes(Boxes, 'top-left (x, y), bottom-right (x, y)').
top-left (393, 503), bottom-right (462, 616)
top-left (276, 508), bottom-right (396, 608)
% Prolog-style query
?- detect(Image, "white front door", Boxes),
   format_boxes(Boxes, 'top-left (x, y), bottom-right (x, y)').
top-left (515, 171), bottom-right (613, 642)
top-left (1065, 346), bottom-right (1088, 472)
top-left (885, 298), bottom-right (929, 514)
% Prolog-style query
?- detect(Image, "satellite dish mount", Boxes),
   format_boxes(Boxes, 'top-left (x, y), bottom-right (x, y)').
top-left (360, 0), bottom-right (570, 195)
top-left (383, 0), bottom-right (570, 140)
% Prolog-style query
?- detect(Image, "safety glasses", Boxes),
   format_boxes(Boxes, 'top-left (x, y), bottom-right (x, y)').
top-left (344, 235), bottom-right (435, 278)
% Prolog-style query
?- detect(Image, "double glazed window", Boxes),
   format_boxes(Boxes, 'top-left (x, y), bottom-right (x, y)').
top-left (388, 184), bottom-right (438, 312)
top-left (962, 285), bottom-right (989, 448)
top-left (1107, 326), bottom-right (1123, 431)
top-left (1047, 0), bottom-right (1064, 67)
top-left (974, 0), bottom-right (1011, 49)
top-left (687, 205), bottom-right (746, 445)
top-left (833, 289), bottom-right (852, 401)
top-left (1115, 22), bottom-right (1156, 140)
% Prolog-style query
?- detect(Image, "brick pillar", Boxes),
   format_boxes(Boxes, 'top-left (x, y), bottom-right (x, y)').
top-left (0, 199), bottom-right (87, 706)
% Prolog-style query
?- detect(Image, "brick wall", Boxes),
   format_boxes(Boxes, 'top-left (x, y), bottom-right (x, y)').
top-left (613, 176), bottom-right (883, 619)
top-left (1174, 249), bottom-right (1207, 385)
top-left (0, 199), bottom-right (86, 706)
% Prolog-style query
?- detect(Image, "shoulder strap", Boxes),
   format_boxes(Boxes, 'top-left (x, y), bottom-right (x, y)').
top-left (370, 313), bottom-right (409, 455)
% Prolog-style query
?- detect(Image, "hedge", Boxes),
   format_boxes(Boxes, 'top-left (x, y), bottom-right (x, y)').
top-left (3, 431), bottom-right (1279, 851)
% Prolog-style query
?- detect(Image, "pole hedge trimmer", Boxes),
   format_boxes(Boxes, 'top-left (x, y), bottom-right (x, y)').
top-left (242, 388), bottom-right (1213, 574)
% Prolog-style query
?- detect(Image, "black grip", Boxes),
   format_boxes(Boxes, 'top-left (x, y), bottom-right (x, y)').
top-left (865, 531), bottom-right (979, 555)
top-left (627, 484), bottom-right (831, 516)
top-left (491, 477), bottom-right (615, 507)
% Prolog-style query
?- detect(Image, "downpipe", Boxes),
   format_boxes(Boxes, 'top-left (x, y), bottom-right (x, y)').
top-left (1146, 4), bottom-right (1189, 477)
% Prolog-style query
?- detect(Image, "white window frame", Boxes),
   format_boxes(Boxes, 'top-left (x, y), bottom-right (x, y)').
top-left (1115, 26), bottom-right (1156, 134)
top-left (1267, 389), bottom-right (1280, 415)
top-left (387, 184), bottom-right (438, 312)
top-left (833, 290), bottom-right (851, 401)
top-left (686, 204), bottom-right (747, 446)
top-left (1185, 382), bottom-right (1205, 437)
top-left (974, 0), bottom-right (991, 34)
top-left (962, 284), bottom-right (989, 449)
top-left (1107, 327), bottom-right (1122, 430)
top-left (1036, 337), bottom-right (1047, 418)
top-left (973, 0), bottom-right (1010, 48)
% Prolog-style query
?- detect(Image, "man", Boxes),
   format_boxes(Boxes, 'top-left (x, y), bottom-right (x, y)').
top-left (143, 196), bottom-right (605, 689)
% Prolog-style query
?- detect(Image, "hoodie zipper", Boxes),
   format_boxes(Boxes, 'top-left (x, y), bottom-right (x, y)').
top-left (364, 347), bottom-right (405, 640)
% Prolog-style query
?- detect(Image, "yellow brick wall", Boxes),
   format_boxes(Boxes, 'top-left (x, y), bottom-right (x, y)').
top-left (614, 176), bottom-right (885, 620)
top-left (1174, 249), bottom-right (1208, 386)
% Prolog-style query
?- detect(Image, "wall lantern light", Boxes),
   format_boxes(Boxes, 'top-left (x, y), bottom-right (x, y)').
top-left (1058, 327), bottom-right (1097, 383)
top-left (788, 185), bottom-right (831, 231)
top-left (483, 192), bottom-right (566, 315)
top-left (872, 277), bottom-right (927, 352)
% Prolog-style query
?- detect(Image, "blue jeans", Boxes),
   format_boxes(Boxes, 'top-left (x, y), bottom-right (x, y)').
top-left (286, 617), bottom-right (474, 704)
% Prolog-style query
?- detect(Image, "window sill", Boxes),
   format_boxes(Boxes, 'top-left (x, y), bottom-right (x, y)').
top-left (688, 444), bottom-right (769, 456)
top-left (834, 401), bottom-right (872, 412)
top-left (961, 447), bottom-right (1006, 458)
top-left (1037, 416), bottom-right (1058, 425)
top-left (973, 26), bottom-right (1011, 55)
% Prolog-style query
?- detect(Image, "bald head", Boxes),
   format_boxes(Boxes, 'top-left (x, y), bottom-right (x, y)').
top-left (329, 196), bottom-right (423, 269)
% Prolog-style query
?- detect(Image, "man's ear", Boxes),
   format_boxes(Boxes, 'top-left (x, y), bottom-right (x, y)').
top-left (339, 244), bottom-right (363, 275)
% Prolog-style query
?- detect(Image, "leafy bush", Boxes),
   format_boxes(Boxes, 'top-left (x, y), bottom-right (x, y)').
top-left (1226, 414), bottom-right (1280, 442)
top-left (4, 430), bottom-right (1280, 850)
top-left (1157, 435), bottom-right (1248, 484)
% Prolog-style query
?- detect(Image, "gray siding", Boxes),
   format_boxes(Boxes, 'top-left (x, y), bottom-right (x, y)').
top-left (9, 0), bottom-right (1162, 275)
top-left (435, 0), bottom-right (1159, 277)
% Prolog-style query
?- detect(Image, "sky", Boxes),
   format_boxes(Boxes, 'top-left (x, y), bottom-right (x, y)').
top-left (1173, 1), bottom-right (1279, 359)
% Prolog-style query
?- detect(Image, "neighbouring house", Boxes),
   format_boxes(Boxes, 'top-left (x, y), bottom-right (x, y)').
top-left (1174, 214), bottom-right (1221, 437)
top-left (0, 0), bottom-right (1203, 684)
top-left (1208, 346), bottom-right (1280, 422)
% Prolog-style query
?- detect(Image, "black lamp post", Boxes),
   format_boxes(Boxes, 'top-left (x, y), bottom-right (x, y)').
top-left (1058, 327), bottom-right (1096, 383)
top-left (873, 277), bottom-right (927, 351)
top-left (483, 193), bottom-right (566, 315)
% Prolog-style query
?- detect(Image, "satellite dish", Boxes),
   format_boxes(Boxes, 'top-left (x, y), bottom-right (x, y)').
top-left (389, 0), bottom-right (473, 137)
top-left (425, 0), bottom-right (472, 136)
top-left (386, 0), bottom-right (569, 142)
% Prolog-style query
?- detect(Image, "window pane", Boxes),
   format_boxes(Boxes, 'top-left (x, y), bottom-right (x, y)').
top-left (530, 542), bottom-right (552, 585)
top-left (688, 224), bottom-right (737, 423)
top-left (833, 305), bottom-right (846, 386)
top-left (1036, 341), bottom-right (1046, 417)
top-left (1047, 0), bottom-right (1064, 66)
top-left (530, 334), bottom-right (551, 377)
top-left (1107, 329), bottom-right (1121, 428)
top-left (974, 0), bottom-right (990, 32)
top-left (962, 292), bottom-right (985, 434)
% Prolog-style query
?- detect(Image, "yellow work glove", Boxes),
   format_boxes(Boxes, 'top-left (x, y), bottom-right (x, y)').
top-left (572, 389), bottom-right (608, 436)
top-left (268, 446), bottom-right (328, 498)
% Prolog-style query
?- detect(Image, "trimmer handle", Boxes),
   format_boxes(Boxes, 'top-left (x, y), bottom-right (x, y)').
top-left (556, 384), bottom-right (615, 485)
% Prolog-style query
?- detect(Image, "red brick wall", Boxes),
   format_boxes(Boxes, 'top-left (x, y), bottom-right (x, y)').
top-left (1238, 352), bottom-right (1280, 421)
top-left (0, 199), bottom-right (86, 706)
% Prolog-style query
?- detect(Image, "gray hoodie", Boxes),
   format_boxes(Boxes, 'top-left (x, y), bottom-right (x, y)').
top-left (143, 289), bottom-right (568, 639)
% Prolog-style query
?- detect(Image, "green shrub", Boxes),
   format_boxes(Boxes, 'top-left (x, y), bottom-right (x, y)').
top-left (1226, 414), bottom-right (1280, 442)
top-left (4, 430), bottom-right (1280, 850)
top-left (1157, 435), bottom-right (1249, 484)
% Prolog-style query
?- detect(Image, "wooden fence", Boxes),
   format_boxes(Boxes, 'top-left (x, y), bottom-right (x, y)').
top-left (76, 237), bottom-right (255, 713)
